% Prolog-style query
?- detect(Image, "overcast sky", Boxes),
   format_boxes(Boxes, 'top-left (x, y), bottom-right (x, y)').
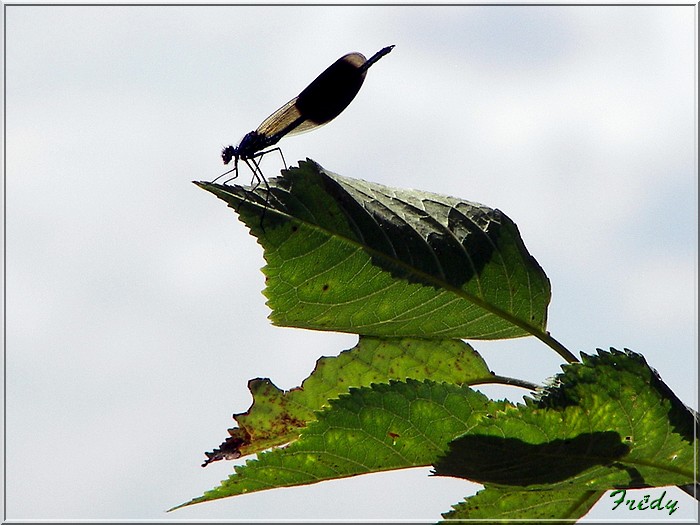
top-left (4, 4), bottom-right (697, 522)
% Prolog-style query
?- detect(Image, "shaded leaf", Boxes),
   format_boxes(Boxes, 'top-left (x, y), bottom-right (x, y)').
top-left (195, 159), bottom-right (550, 340)
top-left (175, 349), bottom-right (697, 512)
top-left (434, 348), bottom-right (697, 490)
top-left (436, 432), bottom-right (629, 486)
top-left (202, 337), bottom-right (492, 465)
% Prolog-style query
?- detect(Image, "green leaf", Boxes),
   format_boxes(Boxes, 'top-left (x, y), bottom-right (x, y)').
top-left (195, 159), bottom-right (551, 340)
top-left (441, 487), bottom-right (604, 522)
top-left (202, 336), bottom-right (492, 465)
top-left (174, 380), bottom-right (505, 509)
top-left (175, 349), bottom-right (697, 512)
top-left (433, 348), bottom-right (697, 490)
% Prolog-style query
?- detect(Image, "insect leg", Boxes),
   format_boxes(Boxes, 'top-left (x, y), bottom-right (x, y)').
top-left (221, 156), bottom-right (241, 185)
top-left (257, 146), bottom-right (288, 171)
top-left (246, 156), bottom-right (270, 232)
top-left (208, 156), bottom-right (240, 185)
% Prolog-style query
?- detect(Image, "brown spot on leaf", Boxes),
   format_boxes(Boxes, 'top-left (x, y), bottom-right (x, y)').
top-left (202, 433), bottom-right (248, 467)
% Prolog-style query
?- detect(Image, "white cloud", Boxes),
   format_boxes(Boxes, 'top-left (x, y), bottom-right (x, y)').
top-left (5, 5), bottom-right (697, 521)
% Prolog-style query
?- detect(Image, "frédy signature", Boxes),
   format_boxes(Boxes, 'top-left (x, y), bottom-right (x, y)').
top-left (609, 489), bottom-right (678, 515)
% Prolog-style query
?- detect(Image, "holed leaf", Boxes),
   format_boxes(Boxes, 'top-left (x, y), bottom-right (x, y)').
top-left (176, 349), bottom-right (697, 511)
top-left (195, 159), bottom-right (550, 340)
top-left (174, 380), bottom-right (506, 509)
top-left (202, 336), bottom-right (492, 465)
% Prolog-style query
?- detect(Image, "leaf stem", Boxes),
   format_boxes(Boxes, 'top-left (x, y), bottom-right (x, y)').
top-left (534, 331), bottom-right (579, 363)
top-left (471, 375), bottom-right (540, 391)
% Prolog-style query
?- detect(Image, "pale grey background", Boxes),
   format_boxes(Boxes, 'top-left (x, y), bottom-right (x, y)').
top-left (4, 4), bottom-right (698, 522)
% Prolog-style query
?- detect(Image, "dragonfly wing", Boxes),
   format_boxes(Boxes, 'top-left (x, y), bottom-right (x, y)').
top-left (255, 94), bottom-right (327, 141)
top-left (293, 53), bottom-right (368, 127)
top-left (256, 97), bottom-right (306, 139)
top-left (284, 117), bottom-right (329, 137)
top-left (253, 49), bottom-right (389, 143)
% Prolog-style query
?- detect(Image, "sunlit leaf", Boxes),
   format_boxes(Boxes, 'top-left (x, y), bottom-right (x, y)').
top-left (441, 487), bottom-right (603, 522)
top-left (201, 337), bottom-right (492, 465)
top-left (196, 160), bottom-right (550, 340)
